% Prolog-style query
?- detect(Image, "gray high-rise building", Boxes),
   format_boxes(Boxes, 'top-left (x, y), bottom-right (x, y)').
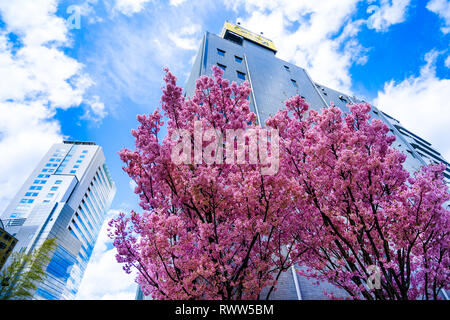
top-left (1, 140), bottom-right (116, 299)
top-left (185, 22), bottom-right (450, 183)
top-left (182, 21), bottom-right (449, 300)
top-left (136, 22), bottom-right (449, 300)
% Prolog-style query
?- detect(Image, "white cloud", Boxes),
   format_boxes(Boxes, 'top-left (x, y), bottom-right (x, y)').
top-left (445, 55), bottom-right (450, 68)
top-left (77, 0), bottom-right (104, 25)
top-left (81, 7), bottom-right (205, 106)
top-left (0, 0), bottom-right (67, 46)
top-left (81, 95), bottom-right (107, 122)
top-left (168, 24), bottom-right (202, 50)
top-left (0, 0), bottom-right (103, 213)
top-left (227, 0), bottom-right (414, 93)
top-left (228, 0), bottom-right (367, 92)
top-left (0, 101), bottom-right (62, 214)
top-left (80, 21), bottom-right (165, 106)
top-left (366, 0), bottom-right (411, 32)
top-left (374, 50), bottom-right (450, 160)
top-left (114, 0), bottom-right (152, 15)
top-left (76, 209), bottom-right (136, 300)
top-left (426, 0), bottom-right (450, 34)
top-left (169, 0), bottom-right (187, 6)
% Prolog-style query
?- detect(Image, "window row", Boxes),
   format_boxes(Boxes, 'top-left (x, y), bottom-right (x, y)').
top-left (283, 65), bottom-right (300, 88)
top-left (216, 63), bottom-right (247, 80)
top-left (29, 179), bottom-right (61, 189)
top-left (217, 49), bottom-right (299, 88)
top-left (45, 163), bottom-right (58, 167)
top-left (216, 48), bottom-right (243, 63)
top-left (21, 191), bottom-right (56, 201)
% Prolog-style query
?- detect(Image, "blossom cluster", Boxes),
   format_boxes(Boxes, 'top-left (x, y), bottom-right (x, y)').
top-left (109, 67), bottom-right (449, 300)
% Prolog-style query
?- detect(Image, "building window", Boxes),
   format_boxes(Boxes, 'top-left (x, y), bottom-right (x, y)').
top-left (235, 56), bottom-right (243, 63)
top-left (43, 200), bottom-right (50, 203)
top-left (47, 169), bottom-right (54, 173)
top-left (80, 155), bottom-right (85, 158)
top-left (73, 165), bottom-right (79, 168)
top-left (38, 174), bottom-right (50, 178)
top-left (42, 169), bottom-right (48, 173)
top-left (291, 79), bottom-right (298, 87)
top-left (217, 63), bottom-right (226, 71)
top-left (70, 170), bottom-right (76, 174)
top-left (237, 71), bottom-right (246, 80)
top-left (224, 31), bottom-right (244, 45)
top-left (217, 48), bottom-right (225, 56)
top-left (50, 187), bottom-right (58, 191)
top-left (46, 193), bottom-right (54, 198)
top-left (25, 192), bottom-right (38, 197)
top-left (76, 160), bottom-right (82, 163)
top-left (20, 199), bottom-right (34, 204)
top-left (55, 180), bottom-right (62, 184)
top-left (82, 150), bottom-right (88, 154)
top-left (284, 65), bottom-right (290, 71)
top-left (338, 95), bottom-right (348, 102)
top-left (2, 233), bottom-right (12, 241)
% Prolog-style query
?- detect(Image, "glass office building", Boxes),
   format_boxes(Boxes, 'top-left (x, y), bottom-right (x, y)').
top-left (181, 21), bottom-right (450, 299)
top-left (1, 141), bottom-right (116, 299)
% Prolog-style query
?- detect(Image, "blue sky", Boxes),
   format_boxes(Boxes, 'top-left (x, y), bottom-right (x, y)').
top-left (0, 0), bottom-right (449, 299)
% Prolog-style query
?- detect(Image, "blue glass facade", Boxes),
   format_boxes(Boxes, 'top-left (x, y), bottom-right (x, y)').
top-left (1, 141), bottom-right (116, 300)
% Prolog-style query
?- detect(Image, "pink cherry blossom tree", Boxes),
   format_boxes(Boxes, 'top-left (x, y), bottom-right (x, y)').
top-left (110, 67), bottom-right (449, 300)
top-left (267, 97), bottom-right (449, 300)
top-left (109, 67), bottom-right (303, 300)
